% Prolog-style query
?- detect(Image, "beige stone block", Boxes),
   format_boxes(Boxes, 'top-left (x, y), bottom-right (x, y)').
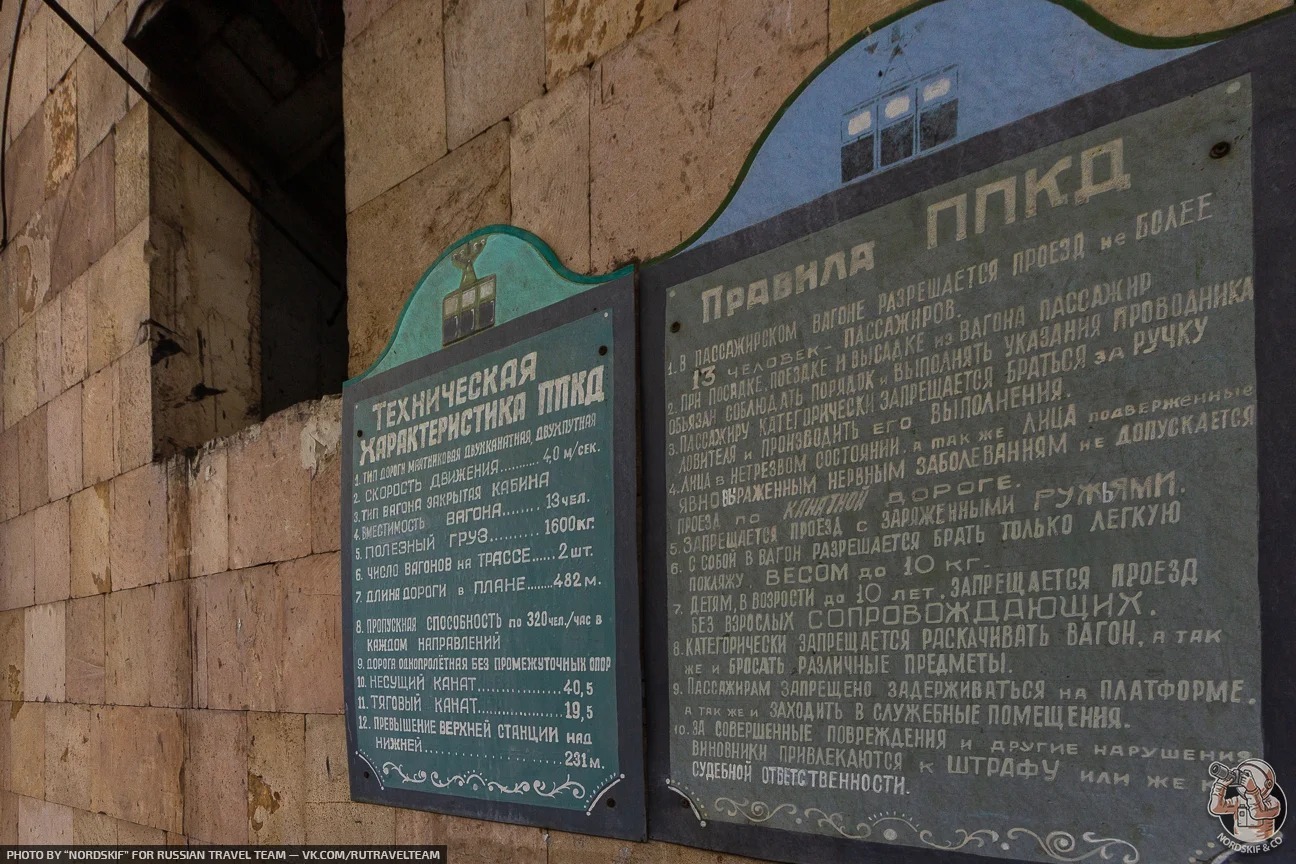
top-left (165, 454), bottom-right (189, 582)
top-left (59, 271), bottom-right (88, 390)
top-left (46, 0), bottom-right (93, 90)
top-left (86, 219), bottom-right (148, 375)
top-left (343, 0), bottom-right (445, 212)
top-left (0, 427), bottom-right (18, 520)
top-left (0, 700), bottom-right (9, 791)
top-left (304, 714), bottom-right (350, 802)
top-left (91, 706), bottom-right (183, 832)
top-left (303, 803), bottom-right (395, 844)
top-left (18, 404), bottom-right (49, 512)
top-left (80, 364), bottom-right (115, 487)
top-left (395, 811), bottom-right (546, 863)
top-left (116, 819), bottom-right (165, 844)
top-left (65, 594), bottom-right (104, 703)
top-left (545, 833), bottom-right (681, 864)
top-left (311, 441), bottom-right (339, 554)
top-left (114, 99), bottom-right (149, 237)
top-left (0, 610), bottom-right (23, 699)
top-left (227, 411), bottom-right (313, 570)
top-left (9, 701), bottom-right (45, 799)
top-left (32, 498), bottom-right (71, 604)
top-left (189, 447), bottom-right (228, 577)
top-left (344, 0), bottom-right (400, 42)
top-left (114, 342), bottom-right (152, 472)
top-left (69, 483), bottom-right (111, 596)
top-left (347, 122), bottom-right (510, 374)
top-left (76, 6), bottom-right (128, 161)
top-left (109, 462), bottom-right (167, 591)
top-left (17, 795), bottom-right (73, 844)
top-left (51, 135), bottom-right (117, 295)
top-left (149, 581), bottom-right (190, 707)
top-left (103, 587), bottom-right (147, 706)
top-left (444, 0), bottom-right (542, 148)
top-left (184, 709), bottom-right (249, 843)
top-left (827, 0), bottom-right (906, 49)
top-left (590, 0), bottom-right (827, 269)
top-left (545, 0), bottom-right (676, 85)
top-left (24, 601), bottom-right (66, 701)
top-left (0, 512), bottom-right (35, 611)
top-left (44, 69), bottom-right (77, 195)
top-left (1091, 0), bottom-right (1289, 37)
top-left (47, 384), bottom-right (83, 500)
top-left (72, 809), bottom-right (117, 843)
top-left (43, 702), bottom-right (94, 809)
top-left (3, 319), bottom-right (37, 429)
top-left (34, 284), bottom-right (62, 407)
top-left (279, 553), bottom-right (342, 714)
top-left (248, 712), bottom-right (305, 844)
top-left (510, 67), bottom-right (591, 272)
top-left (192, 567), bottom-right (272, 711)
top-left (0, 791), bottom-right (13, 844)
top-left (8, 16), bottom-right (47, 152)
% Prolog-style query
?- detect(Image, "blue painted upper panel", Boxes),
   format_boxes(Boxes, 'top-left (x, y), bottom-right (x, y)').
top-left (689, 0), bottom-right (1204, 248)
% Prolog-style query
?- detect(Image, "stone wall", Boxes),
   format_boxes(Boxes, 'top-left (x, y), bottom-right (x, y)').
top-left (0, 0), bottom-right (1288, 855)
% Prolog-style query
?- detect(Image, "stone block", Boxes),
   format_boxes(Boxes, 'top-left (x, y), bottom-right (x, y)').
top-left (444, 0), bottom-right (543, 149)
top-left (344, 0), bottom-right (400, 42)
top-left (343, 0), bottom-right (445, 212)
top-left (46, 0), bottom-right (92, 91)
top-left (546, 832), bottom-right (681, 864)
top-left (91, 706), bottom-right (183, 832)
top-left (0, 427), bottom-right (18, 520)
top-left (17, 796), bottom-right (73, 844)
top-left (0, 792), bottom-right (13, 844)
top-left (86, 219), bottom-right (148, 375)
top-left (0, 610), bottom-right (22, 699)
top-left (43, 702), bottom-right (94, 809)
top-left (109, 462), bottom-right (167, 591)
top-left (24, 601), bottom-right (66, 701)
top-left (3, 319), bottom-right (36, 430)
top-left (76, 6), bottom-right (128, 162)
top-left (1090, 0), bottom-right (1290, 37)
top-left (510, 67), bottom-right (591, 272)
top-left (103, 587), bottom-right (148, 706)
top-left (7, 16), bottom-right (47, 165)
top-left (44, 68), bottom-right (77, 195)
top-left (590, 0), bottom-right (827, 269)
top-left (248, 712), bottom-right (305, 844)
top-left (9, 701), bottom-right (45, 799)
top-left (827, 0), bottom-right (905, 49)
top-left (545, 0), bottom-right (675, 86)
top-left (165, 454), bottom-right (188, 582)
top-left (81, 365), bottom-right (115, 487)
top-left (32, 498), bottom-right (70, 604)
top-left (69, 483), bottom-right (111, 596)
top-left (72, 809), bottom-right (117, 843)
top-left (114, 342), bottom-right (152, 472)
top-left (114, 101), bottom-right (148, 237)
top-left (47, 384), bottom-right (82, 500)
top-left (227, 410), bottom-right (313, 570)
top-left (18, 404), bottom-right (49, 512)
top-left (279, 553), bottom-right (343, 714)
top-left (51, 135), bottom-right (117, 295)
top-left (304, 714), bottom-right (350, 802)
top-left (59, 269), bottom-right (88, 390)
top-left (347, 122), bottom-right (510, 374)
top-left (149, 581), bottom-right (190, 707)
top-left (395, 811), bottom-right (546, 864)
top-left (116, 819), bottom-right (165, 844)
top-left (303, 803), bottom-right (395, 844)
top-left (189, 447), bottom-right (229, 577)
top-left (311, 439), bottom-right (340, 554)
top-left (65, 594), bottom-right (105, 703)
top-left (35, 291), bottom-right (62, 406)
top-left (184, 709), bottom-right (249, 843)
top-left (191, 567), bottom-right (263, 710)
top-left (0, 511), bottom-right (35, 611)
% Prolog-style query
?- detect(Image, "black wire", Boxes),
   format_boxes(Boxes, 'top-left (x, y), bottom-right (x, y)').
top-left (1, 0), bottom-right (32, 248)
top-left (34, 0), bottom-right (345, 296)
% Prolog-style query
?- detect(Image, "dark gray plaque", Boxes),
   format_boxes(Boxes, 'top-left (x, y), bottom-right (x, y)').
top-left (645, 65), bottom-right (1279, 864)
top-left (342, 279), bottom-right (645, 839)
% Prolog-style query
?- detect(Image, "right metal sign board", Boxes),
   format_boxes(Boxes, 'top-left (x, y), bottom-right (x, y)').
top-left (641, 11), bottom-right (1296, 864)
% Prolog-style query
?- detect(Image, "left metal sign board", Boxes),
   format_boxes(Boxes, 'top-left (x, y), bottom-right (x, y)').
top-left (341, 274), bottom-right (645, 839)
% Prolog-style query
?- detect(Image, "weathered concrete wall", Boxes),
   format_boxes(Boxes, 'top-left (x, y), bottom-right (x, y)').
top-left (0, 0), bottom-right (1288, 853)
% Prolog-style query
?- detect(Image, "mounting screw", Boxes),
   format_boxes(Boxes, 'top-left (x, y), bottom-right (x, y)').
top-left (670, 322), bottom-right (681, 333)
top-left (1209, 141), bottom-right (1231, 159)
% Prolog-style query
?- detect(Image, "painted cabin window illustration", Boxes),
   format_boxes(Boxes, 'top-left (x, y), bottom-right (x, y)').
top-left (841, 66), bottom-right (960, 182)
top-left (442, 238), bottom-right (497, 345)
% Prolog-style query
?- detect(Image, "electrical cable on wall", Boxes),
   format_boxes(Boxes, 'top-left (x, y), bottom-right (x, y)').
top-left (0, 0), bottom-right (345, 302)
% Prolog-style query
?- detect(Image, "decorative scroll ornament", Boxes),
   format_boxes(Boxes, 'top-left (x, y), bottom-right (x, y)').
top-left (382, 763), bottom-right (587, 801)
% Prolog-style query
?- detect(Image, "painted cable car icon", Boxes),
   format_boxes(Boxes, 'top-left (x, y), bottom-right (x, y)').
top-left (841, 66), bottom-right (960, 183)
top-left (443, 237), bottom-right (497, 345)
